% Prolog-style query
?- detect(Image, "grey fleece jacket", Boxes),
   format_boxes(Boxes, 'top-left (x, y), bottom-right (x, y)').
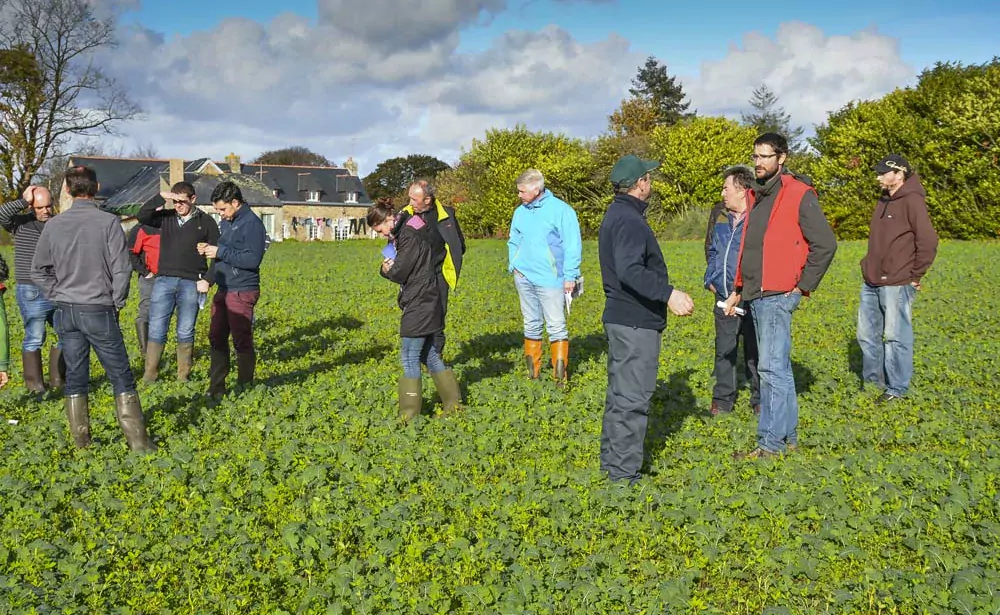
top-left (31, 199), bottom-right (131, 309)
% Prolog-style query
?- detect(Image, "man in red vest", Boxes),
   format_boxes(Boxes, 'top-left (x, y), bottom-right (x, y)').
top-left (724, 133), bottom-right (837, 459)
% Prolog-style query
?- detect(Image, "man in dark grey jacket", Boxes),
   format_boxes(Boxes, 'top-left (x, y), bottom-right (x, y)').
top-left (598, 155), bottom-right (694, 484)
top-left (31, 165), bottom-right (154, 452)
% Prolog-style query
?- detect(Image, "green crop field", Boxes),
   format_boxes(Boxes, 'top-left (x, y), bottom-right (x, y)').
top-left (1, 240), bottom-right (998, 614)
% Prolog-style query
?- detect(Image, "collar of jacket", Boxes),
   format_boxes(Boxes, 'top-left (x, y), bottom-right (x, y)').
top-left (613, 193), bottom-right (649, 215)
top-left (229, 204), bottom-right (251, 223)
top-left (403, 198), bottom-right (450, 221)
top-left (521, 189), bottom-right (552, 210)
top-left (71, 198), bottom-right (99, 208)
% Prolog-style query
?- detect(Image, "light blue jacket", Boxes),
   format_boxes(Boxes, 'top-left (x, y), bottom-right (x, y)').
top-left (507, 189), bottom-right (582, 289)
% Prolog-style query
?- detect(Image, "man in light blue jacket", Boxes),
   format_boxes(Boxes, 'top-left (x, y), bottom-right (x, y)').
top-left (508, 169), bottom-right (582, 384)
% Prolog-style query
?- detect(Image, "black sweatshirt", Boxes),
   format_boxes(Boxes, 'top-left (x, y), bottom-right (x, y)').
top-left (598, 194), bottom-right (673, 332)
top-left (137, 203), bottom-right (220, 282)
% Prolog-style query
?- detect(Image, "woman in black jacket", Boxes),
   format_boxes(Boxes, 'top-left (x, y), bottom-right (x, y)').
top-left (367, 200), bottom-right (462, 422)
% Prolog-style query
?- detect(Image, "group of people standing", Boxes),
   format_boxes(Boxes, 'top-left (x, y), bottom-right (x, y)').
top-left (599, 133), bottom-right (937, 483)
top-left (2, 166), bottom-right (267, 451)
top-left (368, 132), bottom-right (938, 485)
top-left (1, 135), bottom-right (938, 471)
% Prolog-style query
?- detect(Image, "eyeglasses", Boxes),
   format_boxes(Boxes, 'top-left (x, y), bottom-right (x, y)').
top-left (750, 153), bottom-right (778, 162)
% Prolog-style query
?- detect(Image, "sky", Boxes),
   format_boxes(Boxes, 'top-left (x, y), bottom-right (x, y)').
top-left (74, 0), bottom-right (1000, 175)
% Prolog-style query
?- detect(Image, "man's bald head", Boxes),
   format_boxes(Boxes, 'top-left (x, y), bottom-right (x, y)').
top-left (25, 186), bottom-right (54, 222)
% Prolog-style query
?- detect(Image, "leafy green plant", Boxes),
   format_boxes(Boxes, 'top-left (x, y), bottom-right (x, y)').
top-left (1, 240), bottom-right (998, 614)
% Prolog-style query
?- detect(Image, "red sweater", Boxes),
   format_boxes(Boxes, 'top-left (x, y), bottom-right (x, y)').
top-left (132, 228), bottom-right (161, 275)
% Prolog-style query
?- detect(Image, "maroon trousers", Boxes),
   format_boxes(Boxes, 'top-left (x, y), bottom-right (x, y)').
top-left (209, 290), bottom-right (260, 354)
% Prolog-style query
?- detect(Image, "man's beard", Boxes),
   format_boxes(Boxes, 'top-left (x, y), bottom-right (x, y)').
top-left (756, 166), bottom-right (780, 183)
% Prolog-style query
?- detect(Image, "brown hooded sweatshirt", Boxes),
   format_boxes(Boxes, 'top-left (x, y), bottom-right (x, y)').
top-left (860, 174), bottom-right (938, 287)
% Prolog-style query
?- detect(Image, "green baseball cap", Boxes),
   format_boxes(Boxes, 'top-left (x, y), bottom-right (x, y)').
top-left (610, 154), bottom-right (660, 189)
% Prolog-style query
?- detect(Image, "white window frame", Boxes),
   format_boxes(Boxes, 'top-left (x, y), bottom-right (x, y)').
top-left (345, 192), bottom-right (358, 204)
top-left (307, 191), bottom-right (320, 202)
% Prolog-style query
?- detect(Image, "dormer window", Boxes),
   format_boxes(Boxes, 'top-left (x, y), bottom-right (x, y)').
top-left (273, 189), bottom-right (280, 199)
top-left (346, 192), bottom-right (358, 204)
top-left (307, 191), bottom-right (320, 202)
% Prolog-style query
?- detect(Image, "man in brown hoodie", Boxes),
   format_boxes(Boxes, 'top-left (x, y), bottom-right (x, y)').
top-left (858, 154), bottom-right (938, 403)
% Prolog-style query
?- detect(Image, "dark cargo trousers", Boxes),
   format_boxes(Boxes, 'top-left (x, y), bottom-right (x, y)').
top-left (600, 322), bottom-right (662, 482)
top-left (712, 304), bottom-right (760, 411)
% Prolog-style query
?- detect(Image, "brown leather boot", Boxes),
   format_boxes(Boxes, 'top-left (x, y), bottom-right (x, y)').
top-left (49, 347), bottom-right (66, 389)
top-left (431, 368), bottom-right (462, 417)
top-left (551, 340), bottom-right (569, 384)
top-left (64, 394), bottom-right (91, 448)
top-left (143, 341), bottom-right (164, 384)
top-left (114, 391), bottom-right (155, 452)
top-left (236, 352), bottom-right (255, 386)
top-left (523, 338), bottom-right (542, 379)
top-left (176, 342), bottom-right (194, 382)
top-left (22, 350), bottom-right (46, 394)
top-left (208, 349), bottom-right (229, 397)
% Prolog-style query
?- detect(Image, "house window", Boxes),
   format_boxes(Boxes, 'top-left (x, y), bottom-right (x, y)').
top-left (307, 191), bottom-right (320, 202)
top-left (273, 189), bottom-right (280, 199)
top-left (261, 213), bottom-right (275, 238)
top-left (308, 223), bottom-right (320, 241)
top-left (345, 192), bottom-right (358, 204)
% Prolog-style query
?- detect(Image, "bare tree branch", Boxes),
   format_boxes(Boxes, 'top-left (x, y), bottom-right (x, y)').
top-left (0, 0), bottom-right (140, 198)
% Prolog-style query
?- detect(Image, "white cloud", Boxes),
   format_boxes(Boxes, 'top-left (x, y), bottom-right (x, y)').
top-left (78, 9), bottom-right (916, 175)
top-left (685, 21), bottom-right (913, 130)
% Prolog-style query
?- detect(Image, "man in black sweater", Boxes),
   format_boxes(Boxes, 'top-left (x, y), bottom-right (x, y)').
top-left (598, 155), bottom-right (694, 484)
top-left (137, 181), bottom-right (220, 383)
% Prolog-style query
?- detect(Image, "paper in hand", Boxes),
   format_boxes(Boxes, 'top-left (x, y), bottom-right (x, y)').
top-left (381, 243), bottom-right (397, 260)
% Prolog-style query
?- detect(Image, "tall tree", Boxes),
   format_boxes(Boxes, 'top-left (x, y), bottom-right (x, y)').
top-left (250, 146), bottom-right (332, 167)
top-left (628, 56), bottom-right (693, 127)
top-left (363, 154), bottom-right (451, 202)
top-left (741, 84), bottom-right (804, 150)
top-left (0, 0), bottom-right (140, 199)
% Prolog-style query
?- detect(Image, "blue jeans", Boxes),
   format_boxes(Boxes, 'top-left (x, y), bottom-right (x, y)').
top-left (514, 273), bottom-right (567, 341)
top-left (857, 282), bottom-right (915, 397)
top-left (750, 293), bottom-right (801, 453)
top-left (15, 283), bottom-right (59, 351)
top-left (400, 336), bottom-right (447, 379)
top-left (54, 304), bottom-right (136, 396)
top-left (148, 276), bottom-right (200, 344)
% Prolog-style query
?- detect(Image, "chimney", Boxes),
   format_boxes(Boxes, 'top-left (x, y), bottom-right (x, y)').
top-left (169, 159), bottom-right (184, 188)
top-left (225, 152), bottom-right (241, 175)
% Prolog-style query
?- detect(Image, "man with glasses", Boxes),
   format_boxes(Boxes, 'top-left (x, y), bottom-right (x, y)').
top-left (137, 182), bottom-right (220, 383)
top-left (723, 133), bottom-right (837, 459)
top-left (599, 155), bottom-right (694, 484)
top-left (0, 185), bottom-right (65, 395)
top-left (857, 154), bottom-right (937, 404)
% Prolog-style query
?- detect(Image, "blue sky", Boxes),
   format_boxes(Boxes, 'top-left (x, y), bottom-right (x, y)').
top-left (103, 0), bottom-right (998, 169)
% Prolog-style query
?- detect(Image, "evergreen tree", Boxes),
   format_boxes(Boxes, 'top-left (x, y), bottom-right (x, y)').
top-left (741, 84), bottom-right (804, 151)
top-left (628, 56), bottom-right (694, 127)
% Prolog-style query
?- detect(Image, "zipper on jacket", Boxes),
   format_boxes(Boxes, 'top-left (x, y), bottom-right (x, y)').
top-left (722, 220), bottom-right (740, 297)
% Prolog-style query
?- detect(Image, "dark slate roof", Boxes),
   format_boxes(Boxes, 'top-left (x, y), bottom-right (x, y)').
top-left (239, 164), bottom-right (372, 206)
top-left (69, 156), bottom-right (170, 201)
top-left (68, 156), bottom-right (370, 214)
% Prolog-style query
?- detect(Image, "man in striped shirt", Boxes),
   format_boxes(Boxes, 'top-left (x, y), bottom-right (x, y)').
top-left (0, 185), bottom-right (65, 395)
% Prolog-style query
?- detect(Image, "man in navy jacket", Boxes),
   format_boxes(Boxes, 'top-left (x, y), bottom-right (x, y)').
top-left (197, 181), bottom-right (267, 397)
top-left (598, 155), bottom-right (694, 484)
top-left (705, 166), bottom-right (759, 416)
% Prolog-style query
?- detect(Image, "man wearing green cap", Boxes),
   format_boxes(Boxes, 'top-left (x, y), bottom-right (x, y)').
top-left (598, 154), bottom-right (694, 484)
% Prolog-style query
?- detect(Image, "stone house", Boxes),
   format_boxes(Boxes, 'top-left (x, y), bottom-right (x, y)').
top-left (62, 153), bottom-right (375, 241)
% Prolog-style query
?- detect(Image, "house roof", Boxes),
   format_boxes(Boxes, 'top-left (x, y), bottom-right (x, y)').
top-left (67, 156), bottom-right (372, 214)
